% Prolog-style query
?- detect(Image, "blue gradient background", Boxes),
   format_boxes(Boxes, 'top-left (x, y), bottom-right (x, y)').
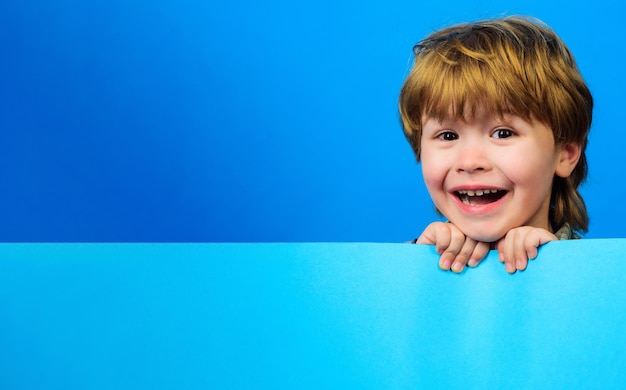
top-left (0, 0), bottom-right (621, 242)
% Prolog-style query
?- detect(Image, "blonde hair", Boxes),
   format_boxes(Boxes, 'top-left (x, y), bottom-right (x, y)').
top-left (399, 16), bottom-right (592, 233)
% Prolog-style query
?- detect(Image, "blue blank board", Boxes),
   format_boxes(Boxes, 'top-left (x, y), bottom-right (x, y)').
top-left (0, 240), bottom-right (625, 388)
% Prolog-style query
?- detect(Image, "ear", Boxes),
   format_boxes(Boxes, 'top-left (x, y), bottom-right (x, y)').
top-left (555, 142), bottom-right (582, 178)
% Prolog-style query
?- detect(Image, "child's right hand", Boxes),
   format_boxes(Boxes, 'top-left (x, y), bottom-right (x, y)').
top-left (416, 222), bottom-right (490, 273)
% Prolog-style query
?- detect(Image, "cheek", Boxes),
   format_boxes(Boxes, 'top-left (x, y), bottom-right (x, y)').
top-left (421, 168), bottom-right (440, 188)
top-left (420, 153), bottom-right (446, 190)
top-left (499, 151), bottom-right (558, 197)
top-left (504, 147), bottom-right (558, 177)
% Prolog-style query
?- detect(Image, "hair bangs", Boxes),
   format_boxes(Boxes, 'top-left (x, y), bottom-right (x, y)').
top-left (418, 48), bottom-right (534, 124)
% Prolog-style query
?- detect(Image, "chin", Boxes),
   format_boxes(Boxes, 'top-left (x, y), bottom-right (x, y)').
top-left (445, 215), bottom-right (509, 243)
top-left (467, 234), bottom-right (501, 243)
top-left (457, 226), bottom-right (505, 243)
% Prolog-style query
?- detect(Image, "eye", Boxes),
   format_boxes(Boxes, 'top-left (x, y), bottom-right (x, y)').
top-left (492, 128), bottom-right (514, 139)
top-left (437, 131), bottom-right (458, 141)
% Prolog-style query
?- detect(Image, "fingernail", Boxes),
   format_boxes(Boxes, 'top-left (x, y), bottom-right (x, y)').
top-left (468, 259), bottom-right (477, 267)
top-left (452, 262), bottom-right (463, 273)
top-left (505, 263), bottom-right (515, 273)
top-left (516, 260), bottom-right (523, 269)
top-left (441, 259), bottom-right (452, 270)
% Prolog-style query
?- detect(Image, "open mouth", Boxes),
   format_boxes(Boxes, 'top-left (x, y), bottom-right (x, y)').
top-left (455, 189), bottom-right (507, 206)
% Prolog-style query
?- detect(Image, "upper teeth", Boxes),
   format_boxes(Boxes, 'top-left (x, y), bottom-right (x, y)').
top-left (457, 189), bottom-right (499, 196)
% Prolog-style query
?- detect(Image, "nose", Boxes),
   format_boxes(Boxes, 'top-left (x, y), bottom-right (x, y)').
top-left (454, 141), bottom-right (491, 174)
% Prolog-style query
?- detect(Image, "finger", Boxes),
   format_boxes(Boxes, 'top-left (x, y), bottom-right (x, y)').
top-left (439, 227), bottom-right (466, 271)
top-left (415, 224), bottom-right (440, 245)
top-left (416, 233), bottom-right (435, 245)
top-left (496, 239), bottom-right (506, 263)
top-left (513, 230), bottom-right (531, 271)
top-left (467, 241), bottom-right (490, 268)
top-left (416, 223), bottom-right (450, 252)
top-left (498, 227), bottom-right (560, 273)
top-left (450, 237), bottom-right (477, 273)
top-left (501, 230), bottom-right (519, 274)
top-left (525, 243), bottom-right (539, 262)
top-left (514, 228), bottom-right (558, 270)
top-left (439, 251), bottom-right (453, 271)
top-left (525, 230), bottom-right (558, 261)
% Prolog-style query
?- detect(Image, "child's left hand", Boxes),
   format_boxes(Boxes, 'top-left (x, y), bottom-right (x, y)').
top-left (495, 226), bottom-right (557, 273)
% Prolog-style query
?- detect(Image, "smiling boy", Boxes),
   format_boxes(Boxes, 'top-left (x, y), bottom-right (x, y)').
top-left (399, 16), bottom-right (592, 273)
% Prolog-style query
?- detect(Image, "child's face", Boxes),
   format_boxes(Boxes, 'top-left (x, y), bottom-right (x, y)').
top-left (420, 106), bottom-right (578, 242)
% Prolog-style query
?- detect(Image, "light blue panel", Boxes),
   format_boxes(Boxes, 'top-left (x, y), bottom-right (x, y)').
top-left (0, 240), bottom-right (625, 388)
